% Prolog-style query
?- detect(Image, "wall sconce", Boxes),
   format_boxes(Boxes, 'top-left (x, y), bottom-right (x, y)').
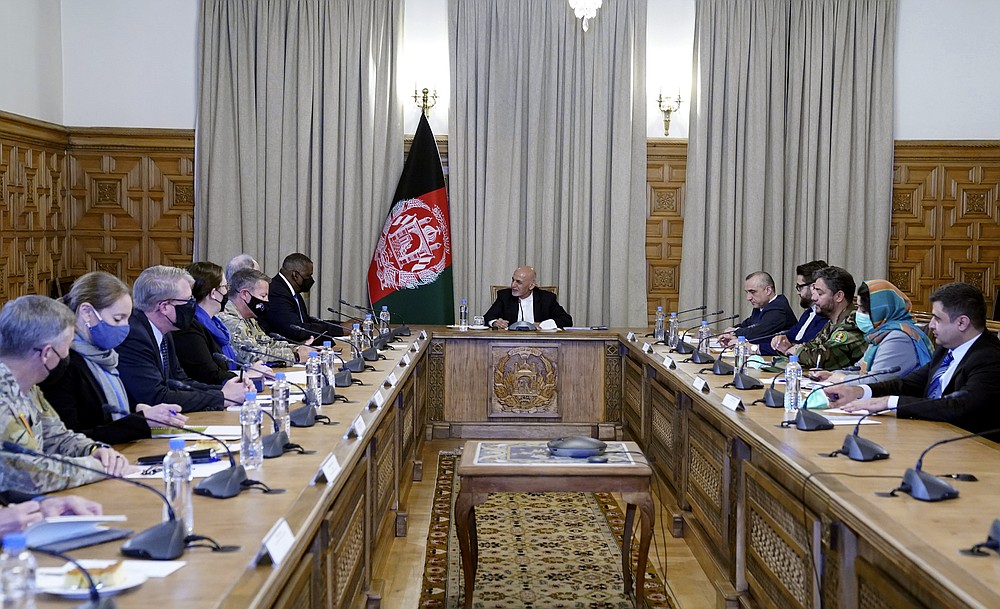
top-left (656, 92), bottom-right (683, 136)
top-left (413, 87), bottom-right (438, 117)
top-left (568, 0), bottom-right (603, 32)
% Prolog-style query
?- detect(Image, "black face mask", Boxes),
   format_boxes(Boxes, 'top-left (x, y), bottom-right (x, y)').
top-left (44, 352), bottom-right (71, 382)
top-left (246, 293), bottom-right (268, 317)
top-left (298, 275), bottom-right (315, 294)
top-left (172, 300), bottom-right (198, 330)
top-left (215, 291), bottom-right (229, 310)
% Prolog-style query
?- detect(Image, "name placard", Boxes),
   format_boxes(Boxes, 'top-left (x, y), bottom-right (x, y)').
top-left (410, 342), bottom-right (419, 352)
top-left (312, 453), bottom-right (342, 485)
top-left (641, 342), bottom-right (652, 353)
top-left (369, 391), bottom-right (385, 410)
top-left (692, 376), bottom-right (709, 393)
top-left (386, 372), bottom-right (398, 387)
top-left (662, 355), bottom-right (676, 369)
top-left (345, 414), bottom-right (368, 439)
top-left (254, 518), bottom-right (294, 567)
top-left (402, 353), bottom-right (411, 366)
top-left (419, 330), bottom-right (428, 340)
top-left (626, 332), bottom-right (636, 342)
top-left (722, 393), bottom-right (745, 412)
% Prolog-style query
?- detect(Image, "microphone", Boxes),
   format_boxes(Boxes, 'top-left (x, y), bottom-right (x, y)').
top-left (30, 545), bottom-right (117, 609)
top-left (882, 425), bottom-right (1000, 502)
top-left (784, 367), bottom-right (903, 431)
top-left (705, 323), bottom-right (760, 375)
top-left (290, 324), bottom-right (336, 345)
top-left (675, 304), bottom-right (707, 315)
top-left (828, 391), bottom-right (968, 462)
top-left (267, 332), bottom-right (291, 342)
top-left (676, 309), bottom-right (725, 325)
top-left (675, 313), bottom-right (736, 355)
top-left (962, 518), bottom-right (1000, 556)
top-left (682, 322), bottom-right (739, 365)
top-left (338, 298), bottom-right (373, 314)
top-left (0, 442), bottom-right (185, 560)
top-left (318, 341), bottom-right (361, 387)
top-left (339, 299), bottom-right (412, 337)
top-left (326, 306), bottom-right (364, 324)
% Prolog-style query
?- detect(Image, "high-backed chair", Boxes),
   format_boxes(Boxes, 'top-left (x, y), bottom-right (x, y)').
top-left (489, 285), bottom-right (559, 303)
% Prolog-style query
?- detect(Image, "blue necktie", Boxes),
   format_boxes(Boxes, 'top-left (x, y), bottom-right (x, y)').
top-left (926, 350), bottom-right (954, 399)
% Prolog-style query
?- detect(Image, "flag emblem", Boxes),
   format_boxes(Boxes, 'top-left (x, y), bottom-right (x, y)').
top-left (373, 194), bottom-right (451, 292)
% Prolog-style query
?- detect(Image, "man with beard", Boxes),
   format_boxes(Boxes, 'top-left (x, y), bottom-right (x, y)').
top-left (116, 266), bottom-right (249, 412)
top-left (771, 259), bottom-right (830, 353)
top-left (829, 282), bottom-right (1000, 442)
top-left (772, 266), bottom-right (866, 370)
top-left (484, 266), bottom-right (573, 330)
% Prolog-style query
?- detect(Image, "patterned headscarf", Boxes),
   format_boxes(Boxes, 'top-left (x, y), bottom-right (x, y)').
top-left (860, 280), bottom-right (934, 373)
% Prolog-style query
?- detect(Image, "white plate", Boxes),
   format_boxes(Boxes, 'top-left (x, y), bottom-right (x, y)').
top-left (37, 568), bottom-right (147, 599)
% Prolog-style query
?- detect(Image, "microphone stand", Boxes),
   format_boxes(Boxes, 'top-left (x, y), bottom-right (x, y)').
top-left (782, 366), bottom-right (903, 431)
top-left (881, 426), bottom-right (1000, 502)
top-left (233, 346), bottom-right (335, 427)
top-left (681, 317), bottom-right (739, 364)
top-left (339, 299), bottom-right (412, 338)
top-left (672, 310), bottom-right (725, 354)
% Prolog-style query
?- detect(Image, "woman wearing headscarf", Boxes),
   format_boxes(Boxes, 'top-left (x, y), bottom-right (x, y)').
top-left (39, 272), bottom-right (187, 444)
top-left (813, 279), bottom-right (933, 385)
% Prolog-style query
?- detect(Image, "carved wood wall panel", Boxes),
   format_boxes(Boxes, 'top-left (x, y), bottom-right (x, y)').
top-left (646, 140), bottom-right (687, 321)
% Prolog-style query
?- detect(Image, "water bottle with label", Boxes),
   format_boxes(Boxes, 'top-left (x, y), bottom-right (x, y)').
top-left (379, 305), bottom-right (391, 336)
top-left (653, 306), bottom-right (666, 342)
top-left (305, 350), bottom-right (322, 406)
top-left (0, 533), bottom-right (36, 609)
top-left (784, 354), bottom-right (803, 416)
top-left (697, 320), bottom-right (711, 351)
top-left (240, 391), bottom-right (263, 473)
top-left (321, 340), bottom-right (336, 387)
top-left (458, 298), bottom-right (469, 330)
top-left (163, 437), bottom-right (194, 536)
top-left (734, 335), bottom-right (750, 380)
top-left (667, 312), bottom-right (679, 348)
top-left (350, 323), bottom-right (364, 357)
top-left (362, 314), bottom-right (376, 348)
top-left (271, 372), bottom-right (291, 437)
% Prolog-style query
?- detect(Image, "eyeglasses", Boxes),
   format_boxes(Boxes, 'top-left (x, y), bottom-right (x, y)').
top-left (795, 282), bottom-right (814, 291)
top-left (162, 297), bottom-right (196, 307)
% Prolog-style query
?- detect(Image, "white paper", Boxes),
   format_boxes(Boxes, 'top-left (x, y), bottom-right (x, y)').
top-left (261, 519), bottom-right (295, 567)
top-left (692, 376), bottom-right (708, 392)
top-left (626, 332), bottom-right (636, 342)
top-left (662, 355), bottom-right (676, 369)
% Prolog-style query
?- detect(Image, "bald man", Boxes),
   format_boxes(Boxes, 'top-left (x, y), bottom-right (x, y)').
top-left (484, 266), bottom-right (573, 330)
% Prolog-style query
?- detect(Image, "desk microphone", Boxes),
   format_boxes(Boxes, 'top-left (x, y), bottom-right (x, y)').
top-left (880, 425), bottom-right (1000, 501)
top-left (30, 545), bottom-right (117, 609)
top-left (962, 518), bottom-right (1000, 556)
top-left (318, 341), bottom-right (360, 387)
top-left (826, 391), bottom-right (967, 461)
top-left (706, 323), bottom-right (760, 375)
top-left (675, 313), bottom-right (735, 355)
top-left (675, 304), bottom-right (707, 315)
top-left (0, 442), bottom-right (185, 560)
top-left (785, 367), bottom-right (902, 431)
top-left (320, 318), bottom-right (392, 351)
top-left (326, 306), bottom-right (364, 323)
top-left (290, 324), bottom-right (336, 345)
top-left (681, 321), bottom-right (739, 364)
top-left (267, 331), bottom-right (291, 342)
top-left (673, 310), bottom-right (724, 353)
top-left (340, 300), bottom-right (412, 337)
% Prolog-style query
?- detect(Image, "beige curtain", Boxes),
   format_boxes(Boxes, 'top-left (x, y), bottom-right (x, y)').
top-left (196, 0), bottom-right (403, 314)
top-left (680, 0), bottom-right (896, 315)
top-left (448, 0), bottom-right (647, 326)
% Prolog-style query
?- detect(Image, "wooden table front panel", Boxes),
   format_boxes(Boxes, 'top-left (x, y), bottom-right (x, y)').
top-left (370, 407), bottom-right (397, 570)
top-left (325, 455), bottom-right (368, 609)
top-left (685, 409), bottom-right (730, 563)
top-left (649, 373), bottom-right (684, 495)
top-left (623, 353), bottom-right (645, 444)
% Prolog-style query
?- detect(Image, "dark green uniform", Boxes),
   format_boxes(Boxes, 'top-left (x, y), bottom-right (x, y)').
top-left (794, 307), bottom-right (867, 370)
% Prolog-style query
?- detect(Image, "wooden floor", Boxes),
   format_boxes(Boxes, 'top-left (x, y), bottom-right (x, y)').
top-left (374, 438), bottom-right (716, 609)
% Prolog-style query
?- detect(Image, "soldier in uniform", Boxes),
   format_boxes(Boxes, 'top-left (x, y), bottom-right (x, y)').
top-left (773, 266), bottom-right (866, 370)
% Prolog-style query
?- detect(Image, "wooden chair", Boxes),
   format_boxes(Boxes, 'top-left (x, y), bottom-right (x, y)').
top-left (489, 285), bottom-right (559, 303)
top-left (48, 276), bottom-right (78, 300)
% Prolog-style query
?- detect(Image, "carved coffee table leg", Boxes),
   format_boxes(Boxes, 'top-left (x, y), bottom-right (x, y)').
top-left (622, 502), bottom-right (637, 601)
top-left (454, 487), bottom-right (477, 609)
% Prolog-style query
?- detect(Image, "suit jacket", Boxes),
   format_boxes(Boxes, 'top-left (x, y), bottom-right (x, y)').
top-left (261, 273), bottom-right (331, 342)
top-left (734, 294), bottom-right (798, 355)
top-left (784, 306), bottom-right (829, 345)
top-left (171, 318), bottom-right (238, 385)
top-left (484, 288), bottom-right (573, 328)
top-left (116, 310), bottom-right (225, 413)
top-left (38, 350), bottom-right (152, 445)
top-left (868, 331), bottom-right (1000, 441)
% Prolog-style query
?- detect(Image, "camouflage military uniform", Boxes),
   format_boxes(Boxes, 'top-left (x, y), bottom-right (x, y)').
top-left (0, 362), bottom-right (105, 494)
top-left (794, 307), bottom-right (867, 370)
top-left (218, 310), bottom-right (298, 365)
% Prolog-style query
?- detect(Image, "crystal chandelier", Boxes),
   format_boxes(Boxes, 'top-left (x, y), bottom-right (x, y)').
top-left (568, 0), bottom-right (602, 32)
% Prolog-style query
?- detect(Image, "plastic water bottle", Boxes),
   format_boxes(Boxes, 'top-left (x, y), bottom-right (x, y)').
top-left (271, 372), bottom-right (291, 437)
top-left (697, 320), bottom-right (711, 351)
top-left (350, 324), bottom-right (364, 356)
top-left (321, 341), bottom-right (336, 387)
top-left (653, 306), bottom-right (666, 342)
top-left (734, 336), bottom-right (750, 379)
top-left (362, 314), bottom-right (376, 348)
top-left (163, 437), bottom-right (194, 536)
top-left (784, 354), bottom-right (803, 416)
top-left (379, 305), bottom-right (391, 336)
top-left (305, 350), bottom-right (322, 406)
top-left (458, 298), bottom-right (469, 331)
top-left (240, 391), bottom-right (263, 473)
top-left (0, 533), bottom-right (36, 609)
top-left (667, 312), bottom-right (679, 348)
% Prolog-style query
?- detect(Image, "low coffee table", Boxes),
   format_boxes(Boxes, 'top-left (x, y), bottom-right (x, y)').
top-left (454, 440), bottom-right (654, 609)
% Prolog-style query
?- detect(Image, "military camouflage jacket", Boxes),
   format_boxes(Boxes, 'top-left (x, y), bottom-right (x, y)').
top-left (794, 307), bottom-right (867, 370)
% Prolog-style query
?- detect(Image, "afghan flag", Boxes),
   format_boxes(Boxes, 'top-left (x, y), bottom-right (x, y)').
top-left (367, 114), bottom-right (454, 324)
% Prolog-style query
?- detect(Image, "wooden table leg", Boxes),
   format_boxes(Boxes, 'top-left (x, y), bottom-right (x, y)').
top-left (623, 490), bottom-right (656, 609)
top-left (454, 486), bottom-right (477, 609)
top-left (623, 503), bottom-right (637, 602)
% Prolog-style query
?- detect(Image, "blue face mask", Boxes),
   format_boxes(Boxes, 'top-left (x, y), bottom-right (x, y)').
top-left (855, 311), bottom-right (874, 334)
top-left (87, 307), bottom-right (131, 350)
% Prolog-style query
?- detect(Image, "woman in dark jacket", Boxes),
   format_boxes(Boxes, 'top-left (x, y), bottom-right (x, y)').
top-left (39, 271), bottom-right (187, 444)
top-left (172, 262), bottom-right (241, 385)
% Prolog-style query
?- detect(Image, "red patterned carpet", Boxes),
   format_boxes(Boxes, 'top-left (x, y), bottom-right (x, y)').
top-left (419, 451), bottom-right (677, 609)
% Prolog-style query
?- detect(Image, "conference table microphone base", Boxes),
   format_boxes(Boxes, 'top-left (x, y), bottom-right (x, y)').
top-left (120, 520), bottom-right (187, 560)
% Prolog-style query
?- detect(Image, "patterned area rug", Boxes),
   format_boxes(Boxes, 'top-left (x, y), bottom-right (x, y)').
top-left (419, 451), bottom-right (677, 609)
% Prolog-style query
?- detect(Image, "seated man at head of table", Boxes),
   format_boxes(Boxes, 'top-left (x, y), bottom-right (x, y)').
top-left (116, 265), bottom-right (250, 413)
top-left (828, 282), bottom-right (1000, 442)
top-left (718, 271), bottom-right (797, 354)
top-left (484, 266), bottom-right (573, 330)
top-left (771, 266), bottom-right (866, 370)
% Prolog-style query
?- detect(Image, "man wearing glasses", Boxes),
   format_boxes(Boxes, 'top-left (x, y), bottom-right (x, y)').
top-left (771, 260), bottom-right (830, 354)
top-left (117, 266), bottom-right (250, 413)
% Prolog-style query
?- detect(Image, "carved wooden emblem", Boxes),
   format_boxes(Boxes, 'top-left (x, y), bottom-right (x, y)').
top-left (491, 346), bottom-right (558, 417)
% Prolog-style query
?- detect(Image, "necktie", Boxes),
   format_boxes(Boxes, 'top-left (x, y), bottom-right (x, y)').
top-left (926, 350), bottom-right (954, 399)
top-left (160, 339), bottom-right (170, 375)
top-left (295, 294), bottom-right (305, 322)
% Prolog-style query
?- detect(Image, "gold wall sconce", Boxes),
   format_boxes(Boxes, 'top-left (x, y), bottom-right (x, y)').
top-left (656, 92), bottom-right (683, 136)
top-left (413, 87), bottom-right (438, 116)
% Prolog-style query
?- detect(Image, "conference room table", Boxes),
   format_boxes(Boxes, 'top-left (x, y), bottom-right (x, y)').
top-left (30, 326), bottom-right (1000, 609)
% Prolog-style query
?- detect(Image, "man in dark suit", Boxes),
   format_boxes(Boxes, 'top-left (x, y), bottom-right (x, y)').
top-left (484, 266), bottom-right (573, 329)
top-left (830, 282), bottom-right (1000, 441)
top-left (116, 265), bottom-right (249, 413)
top-left (719, 271), bottom-right (797, 355)
top-left (262, 253), bottom-right (336, 342)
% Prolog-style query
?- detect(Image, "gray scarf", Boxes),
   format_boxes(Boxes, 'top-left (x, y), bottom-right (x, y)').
top-left (72, 335), bottom-right (130, 420)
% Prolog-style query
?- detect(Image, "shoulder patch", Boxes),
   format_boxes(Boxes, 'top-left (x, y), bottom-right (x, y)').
top-left (830, 330), bottom-right (849, 344)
